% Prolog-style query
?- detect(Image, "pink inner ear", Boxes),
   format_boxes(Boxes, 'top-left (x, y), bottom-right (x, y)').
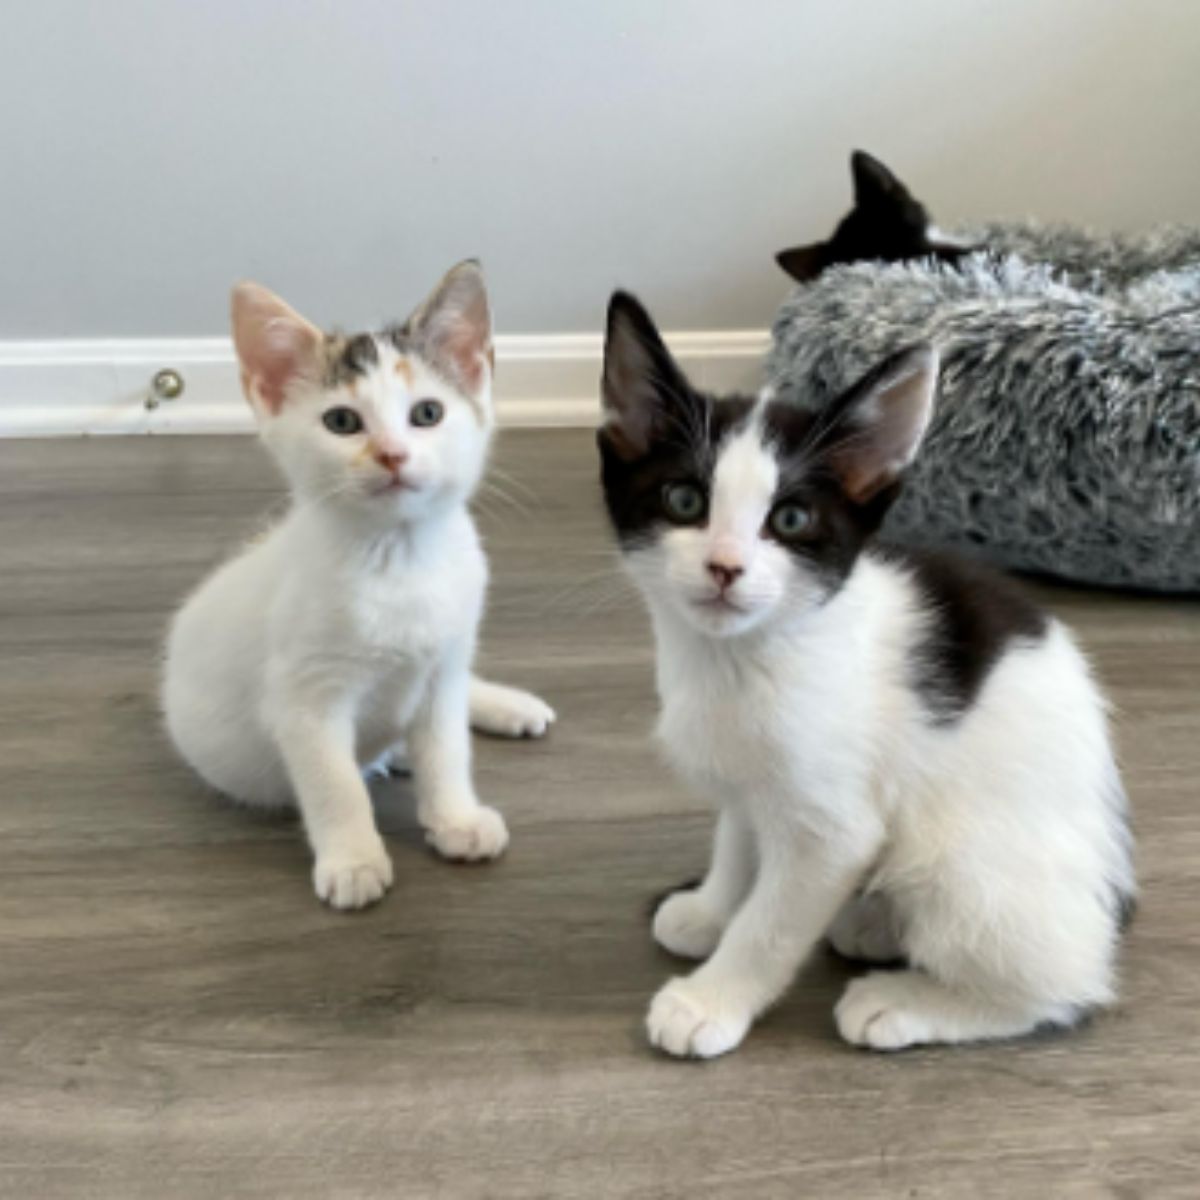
top-left (410, 263), bottom-right (492, 398)
top-left (251, 322), bottom-right (320, 412)
top-left (231, 284), bottom-right (322, 414)
top-left (430, 318), bottom-right (488, 395)
top-left (830, 348), bottom-right (938, 503)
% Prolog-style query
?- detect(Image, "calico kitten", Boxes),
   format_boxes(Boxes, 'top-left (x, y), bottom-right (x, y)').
top-left (776, 149), bottom-right (977, 283)
top-left (163, 262), bottom-right (554, 910)
top-left (598, 291), bottom-right (1134, 1056)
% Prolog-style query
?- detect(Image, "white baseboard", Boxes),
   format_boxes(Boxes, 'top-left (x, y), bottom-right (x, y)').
top-left (0, 331), bottom-right (770, 437)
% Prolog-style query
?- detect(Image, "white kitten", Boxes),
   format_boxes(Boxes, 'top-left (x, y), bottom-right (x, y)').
top-left (163, 262), bottom-right (554, 909)
top-left (598, 291), bottom-right (1134, 1057)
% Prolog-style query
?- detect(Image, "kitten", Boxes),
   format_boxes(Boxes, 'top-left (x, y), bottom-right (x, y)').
top-left (776, 149), bottom-right (977, 283)
top-left (162, 262), bottom-right (555, 910)
top-left (598, 291), bottom-right (1134, 1057)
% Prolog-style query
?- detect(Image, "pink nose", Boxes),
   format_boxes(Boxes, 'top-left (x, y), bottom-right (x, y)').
top-left (374, 448), bottom-right (409, 473)
top-left (706, 560), bottom-right (744, 590)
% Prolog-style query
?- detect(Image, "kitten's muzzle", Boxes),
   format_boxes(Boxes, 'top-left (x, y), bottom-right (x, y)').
top-left (374, 447), bottom-right (409, 474)
top-left (706, 559), bottom-right (744, 591)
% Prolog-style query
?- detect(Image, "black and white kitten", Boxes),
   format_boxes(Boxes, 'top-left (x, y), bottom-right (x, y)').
top-left (776, 150), bottom-right (976, 282)
top-left (598, 292), bottom-right (1134, 1057)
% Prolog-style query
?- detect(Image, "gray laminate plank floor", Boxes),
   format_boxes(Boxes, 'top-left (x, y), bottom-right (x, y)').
top-left (0, 431), bottom-right (1197, 1199)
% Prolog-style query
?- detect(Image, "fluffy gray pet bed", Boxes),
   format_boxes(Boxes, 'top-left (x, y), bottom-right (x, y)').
top-left (767, 229), bottom-right (1200, 592)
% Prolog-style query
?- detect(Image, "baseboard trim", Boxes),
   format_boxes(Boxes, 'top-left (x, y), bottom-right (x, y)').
top-left (0, 331), bottom-right (770, 437)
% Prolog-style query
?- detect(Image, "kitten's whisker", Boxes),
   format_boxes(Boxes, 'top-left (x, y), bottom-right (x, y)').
top-left (487, 466), bottom-right (540, 503)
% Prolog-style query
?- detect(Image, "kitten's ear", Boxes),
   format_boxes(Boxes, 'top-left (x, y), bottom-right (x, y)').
top-left (408, 260), bottom-right (493, 397)
top-left (230, 283), bottom-right (323, 414)
top-left (601, 291), bottom-right (692, 461)
top-left (850, 149), bottom-right (912, 210)
top-left (819, 344), bottom-right (938, 504)
top-left (775, 243), bottom-right (828, 283)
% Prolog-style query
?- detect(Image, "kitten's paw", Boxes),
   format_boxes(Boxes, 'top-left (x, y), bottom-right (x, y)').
top-left (313, 838), bottom-right (394, 910)
top-left (425, 805), bottom-right (510, 862)
top-left (470, 680), bottom-right (557, 739)
top-left (653, 890), bottom-right (725, 960)
top-left (835, 973), bottom-right (933, 1051)
top-left (646, 978), bottom-right (751, 1059)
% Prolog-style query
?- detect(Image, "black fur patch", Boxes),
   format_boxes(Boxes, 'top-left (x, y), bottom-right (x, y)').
top-left (776, 150), bottom-right (975, 283)
top-left (875, 545), bottom-right (1049, 723)
top-left (324, 332), bottom-right (380, 386)
top-left (598, 393), bottom-right (753, 546)
top-left (382, 322), bottom-right (415, 354)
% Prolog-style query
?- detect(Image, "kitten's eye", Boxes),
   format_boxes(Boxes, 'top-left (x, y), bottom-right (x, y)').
top-left (769, 502), bottom-right (814, 540)
top-left (662, 482), bottom-right (707, 525)
top-left (410, 399), bottom-right (445, 428)
top-left (322, 406), bottom-right (364, 436)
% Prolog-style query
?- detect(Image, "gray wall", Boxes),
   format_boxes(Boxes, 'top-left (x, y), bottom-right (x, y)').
top-left (3, 1), bottom-right (1198, 338)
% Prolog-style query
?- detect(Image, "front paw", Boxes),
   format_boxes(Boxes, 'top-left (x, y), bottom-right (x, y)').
top-left (425, 805), bottom-right (510, 862)
top-left (646, 977), bottom-right (752, 1059)
top-left (313, 836), bottom-right (394, 910)
top-left (835, 973), bottom-right (932, 1051)
top-left (653, 890), bottom-right (725, 960)
top-left (470, 681), bottom-right (557, 739)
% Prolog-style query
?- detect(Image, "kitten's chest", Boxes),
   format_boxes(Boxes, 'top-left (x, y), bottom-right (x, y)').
top-left (282, 528), bottom-right (485, 674)
top-left (655, 630), bottom-right (853, 799)
top-left (342, 553), bottom-right (483, 661)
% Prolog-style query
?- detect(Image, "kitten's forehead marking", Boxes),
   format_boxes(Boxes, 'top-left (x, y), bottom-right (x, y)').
top-left (323, 331), bottom-right (379, 387)
top-left (323, 335), bottom-right (488, 427)
top-left (710, 399), bottom-right (778, 537)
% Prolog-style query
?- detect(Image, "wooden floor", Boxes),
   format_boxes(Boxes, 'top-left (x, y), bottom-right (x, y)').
top-left (1, 430), bottom-right (1198, 1199)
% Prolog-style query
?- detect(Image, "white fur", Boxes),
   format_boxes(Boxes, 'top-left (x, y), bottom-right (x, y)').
top-left (925, 223), bottom-right (976, 251)
top-left (163, 280), bottom-right (553, 909)
top-left (630, 423), bottom-right (1133, 1058)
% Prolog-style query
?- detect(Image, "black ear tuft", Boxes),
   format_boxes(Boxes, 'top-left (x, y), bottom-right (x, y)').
top-left (776, 243), bottom-right (829, 283)
top-left (851, 149), bottom-right (911, 208)
top-left (601, 291), bottom-right (691, 461)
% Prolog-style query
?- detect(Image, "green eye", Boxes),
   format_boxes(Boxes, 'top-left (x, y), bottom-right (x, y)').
top-left (662, 482), bottom-right (707, 524)
top-left (322, 406), bottom-right (363, 435)
top-left (411, 399), bottom-right (445, 427)
top-left (769, 502), bottom-right (813, 539)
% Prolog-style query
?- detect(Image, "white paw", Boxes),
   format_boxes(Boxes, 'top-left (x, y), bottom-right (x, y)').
top-left (425, 805), bottom-right (510, 862)
top-left (653, 890), bottom-right (724, 960)
top-left (470, 681), bottom-right (557, 739)
top-left (646, 978), bottom-right (752, 1059)
top-left (313, 836), bottom-right (394, 910)
top-left (835, 973), bottom-right (932, 1051)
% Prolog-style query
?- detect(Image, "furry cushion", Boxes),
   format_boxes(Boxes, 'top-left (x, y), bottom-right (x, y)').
top-left (766, 228), bottom-right (1200, 592)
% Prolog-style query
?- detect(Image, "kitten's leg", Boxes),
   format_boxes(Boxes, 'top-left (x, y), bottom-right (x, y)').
top-left (274, 711), bottom-right (394, 910)
top-left (647, 816), bottom-right (880, 1059)
top-left (653, 807), bottom-right (756, 960)
top-left (827, 891), bottom-right (905, 964)
top-left (835, 969), bottom-right (1073, 1051)
top-left (412, 654), bottom-right (509, 861)
top-left (469, 675), bottom-right (556, 739)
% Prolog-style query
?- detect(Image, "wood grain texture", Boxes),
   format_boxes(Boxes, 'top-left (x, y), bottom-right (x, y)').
top-left (0, 431), bottom-right (1197, 1199)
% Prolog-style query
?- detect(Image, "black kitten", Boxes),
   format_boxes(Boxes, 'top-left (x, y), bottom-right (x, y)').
top-left (776, 150), bottom-right (978, 283)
